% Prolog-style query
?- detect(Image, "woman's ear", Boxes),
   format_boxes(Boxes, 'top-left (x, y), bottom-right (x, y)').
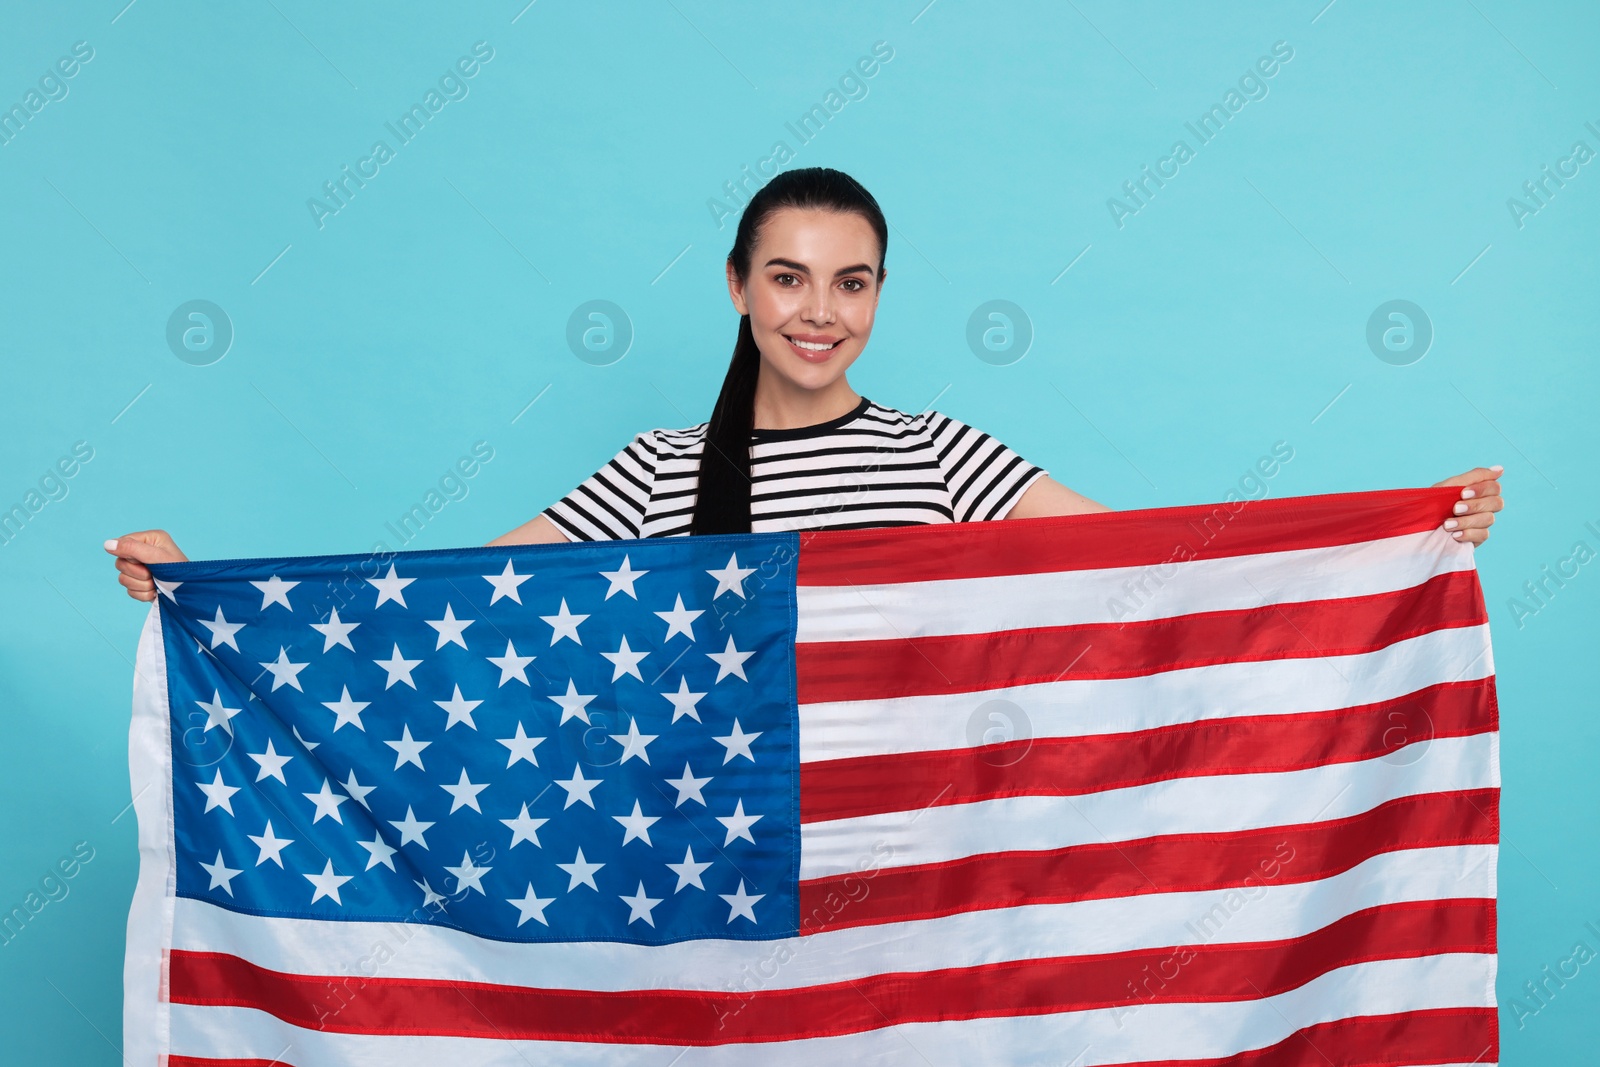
top-left (727, 261), bottom-right (749, 316)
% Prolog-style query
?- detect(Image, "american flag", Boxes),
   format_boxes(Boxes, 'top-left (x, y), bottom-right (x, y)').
top-left (125, 486), bottom-right (1499, 1066)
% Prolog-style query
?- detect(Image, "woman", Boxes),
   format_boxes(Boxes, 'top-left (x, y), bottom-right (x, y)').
top-left (106, 167), bottom-right (1503, 594)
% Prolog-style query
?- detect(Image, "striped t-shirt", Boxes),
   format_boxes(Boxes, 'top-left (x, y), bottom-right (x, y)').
top-left (542, 396), bottom-right (1049, 541)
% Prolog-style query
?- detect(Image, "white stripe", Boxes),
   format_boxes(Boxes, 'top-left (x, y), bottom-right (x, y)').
top-left (801, 733), bottom-right (1497, 877)
top-left (166, 953), bottom-right (1495, 1066)
top-left (796, 528), bottom-right (1472, 642)
top-left (798, 625), bottom-right (1493, 763)
top-left (124, 604), bottom-right (175, 1067)
top-left (170, 845), bottom-right (1492, 994)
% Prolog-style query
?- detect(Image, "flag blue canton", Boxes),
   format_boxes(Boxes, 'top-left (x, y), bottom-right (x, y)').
top-left (151, 534), bottom-right (801, 945)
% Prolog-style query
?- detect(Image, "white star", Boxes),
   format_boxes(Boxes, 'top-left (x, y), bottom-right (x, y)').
top-left (609, 718), bottom-right (658, 765)
top-left (425, 603), bottom-right (474, 649)
top-left (357, 832), bottom-right (398, 871)
top-left (553, 764), bottom-right (602, 809)
top-left (483, 559), bottom-right (533, 605)
top-left (196, 689), bottom-right (241, 734)
top-left (660, 677), bottom-right (707, 723)
top-left (434, 685), bottom-right (483, 730)
top-left (341, 771), bottom-right (375, 810)
top-left (389, 806), bottom-right (434, 849)
top-left (200, 851), bottom-right (242, 896)
top-left (500, 803), bottom-right (549, 849)
top-left (713, 719), bottom-right (761, 764)
top-left (415, 878), bottom-right (447, 909)
top-left (321, 686), bottom-right (370, 732)
top-left (195, 770), bottom-right (239, 815)
top-left (487, 640), bottom-right (535, 686)
top-left (292, 725), bottom-right (320, 751)
top-left (600, 635), bottom-right (648, 682)
top-left (600, 554), bottom-right (648, 600)
top-left (548, 679), bottom-right (596, 725)
top-left (653, 594), bottom-right (703, 642)
top-left (707, 553), bottom-right (755, 599)
top-left (613, 800), bottom-right (660, 847)
top-left (250, 575), bottom-right (298, 611)
top-left (497, 723), bottom-right (544, 767)
top-left (374, 644), bottom-right (422, 690)
top-left (304, 860), bottom-right (352, 905)
top-left (310, 607), bottom-right (359, 652)
top-left (720, 878), bottom-right (764, 923)
top-left (247, 821), bottom-right (293, 867)
top-left (716, 799), bottom-right (762, 845)
top-left (620, 881), bottom-right (663, 927)
top-left (440, 768), bottom-right (488, 813)
top-left (446, 851), bottom-right (492, 895)
top-left (154, 578), bottom-right (182, 603)
top-left (246, 738), bottom-right (292, 784)
top-left (303, 778), bottom-right (349, 824)
top-left (507, 884), bottom-right (555, 927)
top-left (368, 564), bottom-right (415, 608)
top-left (382, 724), bottom-right (431, 770)
top-left (556, 847), bottom-right (604, 891)
top-left (259, 647), bottom-right (309, 692)
top-left (198, 607), bottom-right (245, 651)
top-left (666, 846), bottom-right (712, 892)
top-left (706, 636), bottom-right (755, 682)
top-left (665, 763), bottom-right (712, 807)
top-left (539, 598), bottom-right (588, 645)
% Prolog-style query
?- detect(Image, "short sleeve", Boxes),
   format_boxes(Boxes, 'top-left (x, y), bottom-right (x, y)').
top-left (541, 432), bottom-right (658, 541)
top-left (929, 413), bottom-right (1049, 522)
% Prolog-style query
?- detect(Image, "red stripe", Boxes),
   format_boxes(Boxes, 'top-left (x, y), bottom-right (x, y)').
top-left (163, 1009), bottom-right (1495, 1066)
top-left (796, 568), bottom-right (1485, 703)
top-left (801, 678), bottom-right (1495, 823)
top-left (796, 486), bottom-right (1462, 585)
top-left (800, 789), bottom-right (1497, 933)
top-left (168, 901), bottom-right (1490, 1045)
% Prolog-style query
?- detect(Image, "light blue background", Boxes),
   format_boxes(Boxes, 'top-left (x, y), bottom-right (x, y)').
top-left (2, 1), bottom-right (1596, 1061)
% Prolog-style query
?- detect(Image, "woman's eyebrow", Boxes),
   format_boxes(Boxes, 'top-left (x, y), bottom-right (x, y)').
top-left (764, 257), bottom-right (875, 278)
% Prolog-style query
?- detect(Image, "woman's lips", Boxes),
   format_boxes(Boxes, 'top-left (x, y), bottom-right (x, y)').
top-left (783, 334), bottom-right (843, 363)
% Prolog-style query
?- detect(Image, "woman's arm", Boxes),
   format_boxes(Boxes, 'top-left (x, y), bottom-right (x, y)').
top-left (487, 512), bottom-right (571, 547)
top-left (1005, 466), bottom-right (1506, 545)
top-left (1004, 475), bottom-right (1113, 520)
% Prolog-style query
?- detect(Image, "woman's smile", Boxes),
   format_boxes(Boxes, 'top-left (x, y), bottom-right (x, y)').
top-left (782, 333), bottom-right (844, 362)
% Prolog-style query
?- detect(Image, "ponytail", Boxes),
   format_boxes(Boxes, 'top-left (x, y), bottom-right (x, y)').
top-left (689, 167), bottom-right (888, 536)
top-left (691, 315), bottom-right (761, 535)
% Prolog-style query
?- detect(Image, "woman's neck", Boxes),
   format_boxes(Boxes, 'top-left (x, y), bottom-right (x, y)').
top-left (750, 374), bottom-right (861, 432)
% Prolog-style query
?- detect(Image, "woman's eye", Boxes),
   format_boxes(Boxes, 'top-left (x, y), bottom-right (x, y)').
top-left (775, 273), bottom-right (799, 286)
top-left (841, 279), bottom-right (864, 292)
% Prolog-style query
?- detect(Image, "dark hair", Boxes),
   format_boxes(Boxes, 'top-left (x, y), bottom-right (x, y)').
top-left (689, 167), bottom-right (889, 535)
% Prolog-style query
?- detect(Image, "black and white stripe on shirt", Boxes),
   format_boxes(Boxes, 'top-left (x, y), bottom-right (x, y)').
top-left (542, 396), bottom-right (1050, 541)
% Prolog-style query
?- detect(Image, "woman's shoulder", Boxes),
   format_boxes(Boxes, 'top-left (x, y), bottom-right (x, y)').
top-left (637, 420), bottom-right (709, 456)
top-left (878, 401), bottom-right (986, 441)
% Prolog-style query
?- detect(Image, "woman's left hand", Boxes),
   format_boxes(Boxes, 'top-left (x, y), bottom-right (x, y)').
top-left (1431, 466), bottom-right (1504, 545)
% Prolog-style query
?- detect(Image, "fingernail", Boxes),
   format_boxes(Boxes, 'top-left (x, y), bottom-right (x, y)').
top-left (1452, 531), bottom-right (1464, 539)
top-left (1490, 464), bottom-right (1503, 472)
top-left (1461, 489), bottom-right (1476, 499)
top-left (1454, 502), bottom-right (1468, 515)
top-left (1444, 519), bottom-right (1459, 530)
top-left (104, 539), bottom-right (118, 551)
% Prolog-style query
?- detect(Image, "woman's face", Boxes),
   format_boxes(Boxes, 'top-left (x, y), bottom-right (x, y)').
top-left (728, 206), bottom-right (885, 394)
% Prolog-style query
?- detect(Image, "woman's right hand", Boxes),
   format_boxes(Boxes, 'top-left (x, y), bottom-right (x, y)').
top-left (105, 530), bottom-right (188, 602)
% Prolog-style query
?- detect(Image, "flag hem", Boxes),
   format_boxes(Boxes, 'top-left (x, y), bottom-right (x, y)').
top-left (125, 600), bottom-right (176, 1065)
